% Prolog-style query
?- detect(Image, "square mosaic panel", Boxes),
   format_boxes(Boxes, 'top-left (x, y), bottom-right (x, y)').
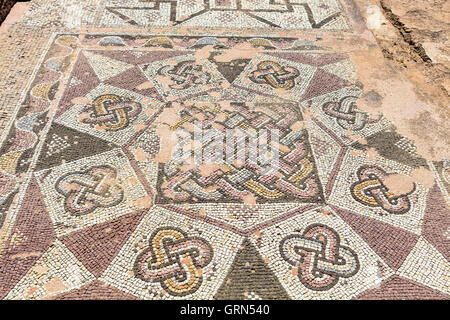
top-left (328, 151), bottom-right (428, 234)
top-left (248, 206), bottom-right (393, 299)
top-left (35, 149), bottom-right (148, 236)
top-left (154, 101), bottom-right (325, 204)
top-left (101, 206), bottom-right (244, 299)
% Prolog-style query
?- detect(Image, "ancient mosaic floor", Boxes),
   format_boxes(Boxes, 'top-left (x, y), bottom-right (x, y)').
top-left (0, 0), bottom-right (448, 300)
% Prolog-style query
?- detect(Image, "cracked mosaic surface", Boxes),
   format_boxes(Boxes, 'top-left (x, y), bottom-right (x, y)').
top-left (0, 0), bottom-right (448, 300)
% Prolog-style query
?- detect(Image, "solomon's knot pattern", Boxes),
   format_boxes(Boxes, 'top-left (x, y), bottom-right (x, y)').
top-left (55, 165), bottom-right (124, 215)
top-left (134, 227), bottom-right (213, 296)
top-left (280, 224), bottom-right (360, 291)
top-left (351, 165), bottom-right (415, 215)
top-left (158, 60), bottom-right (211, 90)
top-left (81, 94), bottom-right (142, 131)
top-left (249, 60), bottom-right (300, 90)
top-left (322, 96), bottom-right (374, 131)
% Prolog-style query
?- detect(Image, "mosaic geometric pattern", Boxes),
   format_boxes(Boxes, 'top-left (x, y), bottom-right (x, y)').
top-left (280, 223), bottom-right (360, 291)
top-left (0, 0), bottom-right (449, 301)
top-left (133, 226), bottom-right (214, 296)
top-left (155, 101), bottom-right (324, 204)
top-left (101, 0), bottom-right (350, 29)
top-left (18, 0), bottom-right (350, 30)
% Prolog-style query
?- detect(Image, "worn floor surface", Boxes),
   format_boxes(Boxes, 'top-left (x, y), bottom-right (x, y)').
top-left (0, 0), bottom-right (448, 300)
